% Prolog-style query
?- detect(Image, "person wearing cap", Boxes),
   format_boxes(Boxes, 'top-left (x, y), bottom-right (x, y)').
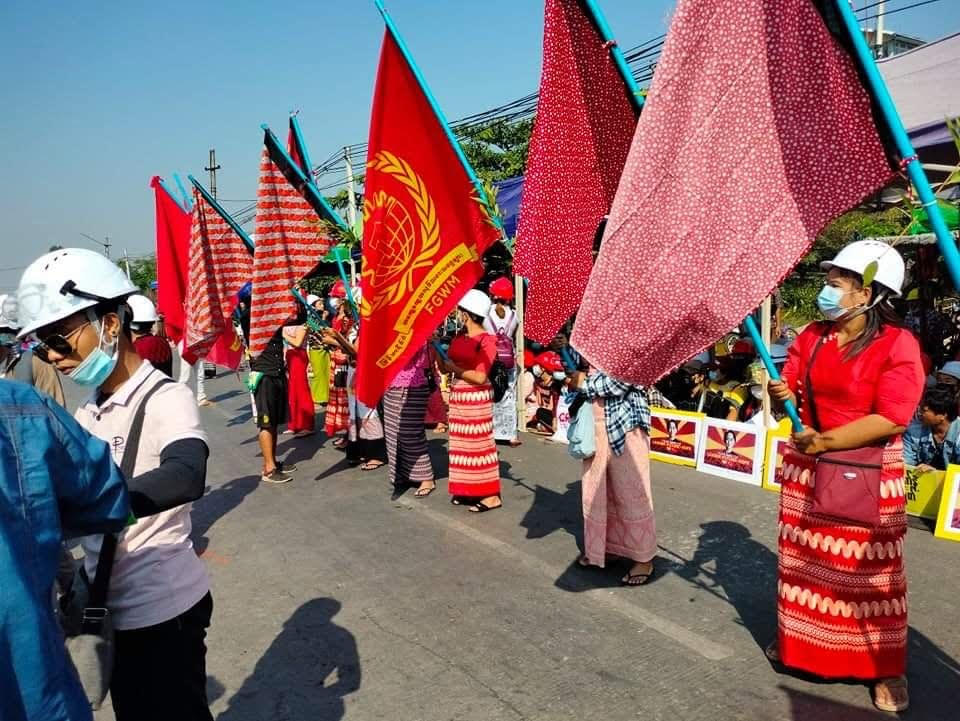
top-left (128, 293), bottom-right (173, 377)
top-left (767, 240), bottom-right (924, 713)
top-left (935, 360), bottom-right (960, 389)
top-left (0, 379), bottom-right (130, 721)
top-left (15, 248), bottom-right (214, 721)
top-left (484, 277), bottom-right (521, 447)
top-left (526, 351), bottom-right (564, 434)
top-left (903, 385), bottom-right (960, 471)
top-left (436, 289), bottom-right (502, 512)
top-left (0, 293), bottom-right (65, 405)
top-left (305, 293), bottom-right (331, 407)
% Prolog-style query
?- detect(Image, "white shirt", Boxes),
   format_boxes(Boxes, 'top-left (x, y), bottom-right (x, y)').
top-left (75, 361), bottom-right (210, 630)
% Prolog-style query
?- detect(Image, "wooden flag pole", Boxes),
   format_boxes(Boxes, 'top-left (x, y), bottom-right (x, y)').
top-left (187, 175), bottom-right (255, 254)
top-left (833, 0), bottom-right (960, 291)
top-left (514, 273), bottom-right (526, 434)
top-left (760, 296), bottom-right (772, 430)
top-left (373, 0), bottom-right (504, 236)
top-left (580, 0), bottom-right (645, 113)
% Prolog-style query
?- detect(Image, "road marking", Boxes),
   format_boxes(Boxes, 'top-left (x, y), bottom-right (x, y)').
top-left (395, 498), bottom-right (733, 661)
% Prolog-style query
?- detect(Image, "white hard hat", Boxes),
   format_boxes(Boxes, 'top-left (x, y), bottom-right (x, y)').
top-left (127, 294), bottom-right (159, 324)
top-left (820, 240), bottom-right (905, 296)
top-left (0, 294), bottom-right (19, 330)
top-left (306, 294), bottom-right (320, 306)
top-left (457, 289), bottom-right (492, 318)
top-left (16, 248), bottom-right (138, 338)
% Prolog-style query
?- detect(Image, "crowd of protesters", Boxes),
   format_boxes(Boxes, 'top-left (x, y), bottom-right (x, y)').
top-left (7, 237), bottom-right (960, 716)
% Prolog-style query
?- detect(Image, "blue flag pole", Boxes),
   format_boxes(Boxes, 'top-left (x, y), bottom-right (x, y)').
top-left (187, 175), bottom-right (256, 255)
top-left (289, 115), bottom-right (316, 183)
top-left (743, 315), bottom-right (803, 431)
top-left (580, 0), bottom-right (644, 113)
top-left (172, 173), bottom-right (193, 212)
top-left (373, 0), bottom-right (504, 235)
top-left (833, 0), bottom-right (960, 291)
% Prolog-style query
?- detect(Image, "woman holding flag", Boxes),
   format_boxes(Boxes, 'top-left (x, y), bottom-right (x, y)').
top-left (439, 290), bottom-right (501, 513)
top-left (768, 241), bottom-right (923, 713)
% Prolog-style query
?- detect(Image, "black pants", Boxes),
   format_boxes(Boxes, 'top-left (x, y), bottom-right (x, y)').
top-left (110, 592), bottom-right (214, 721)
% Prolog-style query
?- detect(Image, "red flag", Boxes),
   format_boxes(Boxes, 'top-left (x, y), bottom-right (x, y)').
top-left (356, 31), bottom-right (500, 406)
top-left (513, 0), bottom-right (637, 344)
top-left (150, 177), bottom-right (191, 344)
top-left (183, 192), bottom-right (253, 366)
top-left (571, 0), bottom-right (895, 385)
top-left (249, 145), bottom-right (330, 356)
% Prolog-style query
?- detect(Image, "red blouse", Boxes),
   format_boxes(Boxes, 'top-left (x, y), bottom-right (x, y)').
top-left (781, 321), bottom-right (924, 432)
top-left (448, 333), bottom-right (497, 377)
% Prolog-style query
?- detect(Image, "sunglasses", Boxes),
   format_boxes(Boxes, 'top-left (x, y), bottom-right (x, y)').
top-left (34, 321), bottom-right (91, 363)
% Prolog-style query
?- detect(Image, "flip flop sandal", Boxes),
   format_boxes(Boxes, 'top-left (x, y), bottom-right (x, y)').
top-left (621, 565), bottom-right (654, 586)
top-left (361, 461), bottom-right (385, 471)
top-left (414, 485), bottom-right (437, 499)
top-left (469, 500), bottom-right (501, 513)
top-left (450, 497), bottom-right (462, 506)
top-left (873, 677), bottom-right (909, 713)
top-left (764, 642), bottom-right (781, 664)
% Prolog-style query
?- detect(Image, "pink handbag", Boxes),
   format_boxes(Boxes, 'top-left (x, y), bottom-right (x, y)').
top-left (803, 333), bottom-right (883, 527)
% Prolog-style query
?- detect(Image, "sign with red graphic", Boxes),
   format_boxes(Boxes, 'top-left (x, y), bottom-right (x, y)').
top-left (649, 409), bottom-right (703, 467)
top-left (696, 419), bottom-right (764, 485)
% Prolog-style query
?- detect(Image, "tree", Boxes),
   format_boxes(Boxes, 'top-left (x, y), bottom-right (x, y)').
top-left (119, 256), bottom-right (157, 293)
top-left (459, 118), bottom-right (533, 184)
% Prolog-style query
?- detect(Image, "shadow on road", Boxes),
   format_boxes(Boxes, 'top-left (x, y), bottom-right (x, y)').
top-left (217, 598), bottom-right (360, 721)
top-left (191, 475), bottom-right (260, 554)
top-left (666, 520), bottom-right (778, 650)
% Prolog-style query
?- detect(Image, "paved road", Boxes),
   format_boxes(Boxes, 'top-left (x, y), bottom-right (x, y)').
top-left (89, 369), bottom-right (959, 721)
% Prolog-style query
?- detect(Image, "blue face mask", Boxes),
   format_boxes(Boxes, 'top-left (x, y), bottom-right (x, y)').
top-left (0, 332), bottom-right (17, 349)
top-left (69, 321), bottom-right (118, 387)
top-left (708, 370), bottom-right (720, 382)
top-left (816, 285), bottom-right (854, 320)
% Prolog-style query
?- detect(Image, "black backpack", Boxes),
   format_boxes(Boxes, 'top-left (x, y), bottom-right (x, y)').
top-left (477, 338), bottom-right (509, 403)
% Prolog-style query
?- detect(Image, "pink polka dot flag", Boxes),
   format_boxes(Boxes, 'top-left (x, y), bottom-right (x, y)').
top-left (571, 0), bottom-right (895, 386)
top-left (513, 0), bottom-right (638, 344)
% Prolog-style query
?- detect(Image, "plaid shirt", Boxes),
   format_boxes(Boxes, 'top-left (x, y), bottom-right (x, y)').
top-left (582, 371), bottom-right (651, 456)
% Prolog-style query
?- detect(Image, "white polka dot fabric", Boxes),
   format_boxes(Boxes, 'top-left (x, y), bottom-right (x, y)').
top-left (571, 0), bottom-right (894, 385)
top-left (513, 0), bottom-right (637, 344)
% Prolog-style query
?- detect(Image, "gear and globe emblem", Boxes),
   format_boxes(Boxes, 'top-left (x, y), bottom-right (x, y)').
top-left (361, 151), bottom-right (441, 316)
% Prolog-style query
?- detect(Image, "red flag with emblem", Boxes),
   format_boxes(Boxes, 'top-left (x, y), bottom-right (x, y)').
top-left (248, 143), bottom-right (331, 357)
top-left (183, 192), bottom-right (252, 367)
top-left (356, 31), bottom-right (500, 406)
top-left (513, 0), bottom-right (638, 344)
top-left (571, 0), bottom-right (896, 385)
top-left (150, 177), bottom-right (191, 344)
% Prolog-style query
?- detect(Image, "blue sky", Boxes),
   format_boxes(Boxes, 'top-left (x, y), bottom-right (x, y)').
top-left (1, 0), bottom-right (958, 292)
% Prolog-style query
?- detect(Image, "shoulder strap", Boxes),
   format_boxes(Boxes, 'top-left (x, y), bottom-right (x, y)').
top-left (89, 376), bottom-right (174, 608)
top-left (803, 330), bottom-right (830, 432)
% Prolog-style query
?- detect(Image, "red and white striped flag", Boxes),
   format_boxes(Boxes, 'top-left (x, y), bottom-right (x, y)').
top-left (183, 192), bottom-right (253, 361)
top-left (248, 145), bottom-right (330, 356)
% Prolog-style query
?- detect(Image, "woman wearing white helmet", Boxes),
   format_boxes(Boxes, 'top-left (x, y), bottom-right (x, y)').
top-left (16, 248), bottom-right (214, 721)
top-left (127, 293), bottom-right (173, 377)
top-left (768, 240), bottom-right (924, 713)
top-left (437, 289), bottom-right (502, 512)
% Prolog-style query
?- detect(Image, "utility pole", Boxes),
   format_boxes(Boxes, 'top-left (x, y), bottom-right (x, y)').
top-left (344, 146), bottom-right (358, 229)
top-left (874, 1), bottom-right (886, 58)
top-left (80, 232), bottom-right (111, 258)
top-left (205, 148), bottom-right (221, 199)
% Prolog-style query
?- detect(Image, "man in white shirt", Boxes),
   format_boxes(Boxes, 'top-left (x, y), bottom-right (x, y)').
top-left (16, 248), bottom-right (213, 721)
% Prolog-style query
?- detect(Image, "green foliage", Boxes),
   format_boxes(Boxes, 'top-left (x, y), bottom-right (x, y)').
top-left (459, 119), bottom-right (533, 183)
top-left (120, 256), bottom-right (157, 293)
top-left (779, 208), bottom-right (909, 322)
